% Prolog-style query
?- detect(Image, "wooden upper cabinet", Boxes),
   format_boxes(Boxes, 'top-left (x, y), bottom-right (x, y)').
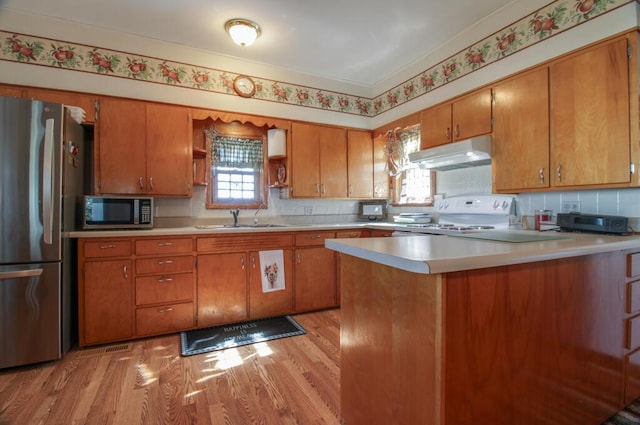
top-left (290, 122), bottom-right (347, 198)
top-left (420, 88), bottom-right (492, 149)
top-left (493, 67), bottom-right (550, 192)
top-left (420, 103), bottom-right (452, 148)
top-left (98, 97), bottom-right (147, 194)
top-left (347, 130), bottom-right (373, 198)
top-left (550, 36), bottom-right (631, 187)
top-left (146, 103), bottom-right (192, 196)
top-left (373, 136), bottom-right (390, 199)
top-left (319, 126), bottom-right (348, 197)
top-left (97, 98), bottom-right (192, 196)
top-left (25, 87), bottom-right (96, 123)
top-left (291, 122), bottom-right (321, 197)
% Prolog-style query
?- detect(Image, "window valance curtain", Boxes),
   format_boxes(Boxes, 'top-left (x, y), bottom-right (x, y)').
top-left (206, 128), bottom-right (263, 168)
top-left (385, 124), bottom-right (421, 176)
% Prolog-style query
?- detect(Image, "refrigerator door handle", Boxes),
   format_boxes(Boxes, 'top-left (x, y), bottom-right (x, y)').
top-left (0, 268), bottom-right (43, 280)
top-left (42, 118), bottom-right (55, 245)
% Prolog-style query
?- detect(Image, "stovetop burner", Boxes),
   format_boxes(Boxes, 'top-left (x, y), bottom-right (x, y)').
top-left (394, 195), bottom-right (516, 236)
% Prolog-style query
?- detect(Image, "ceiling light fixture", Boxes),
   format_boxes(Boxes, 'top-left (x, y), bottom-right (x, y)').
top-left (225, 19), bottom-right (261, 47)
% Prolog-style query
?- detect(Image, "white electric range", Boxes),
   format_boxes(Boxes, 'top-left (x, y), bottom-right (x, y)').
top-left (392, 195), bottom-right (516, 236)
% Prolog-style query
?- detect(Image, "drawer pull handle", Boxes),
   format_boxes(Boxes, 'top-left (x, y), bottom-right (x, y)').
top-left (100, 244), bottom-right (117, 249)
top-left (157, 277), bottom-right (174, 283)
top-left (157, 242), bottom-right (173, 247)
top-left (310, 235), bottom-right (321, 239)
top-left (156, 259), bottom-right (174, 265)
top-left (251, 255), bottom-right (256, 269)
top-left (158, 307), bottom-right (174, 313)
top-left (123, 265), bottom-right (128, 279)
top-left (241, 256), bottom-right (245, 270)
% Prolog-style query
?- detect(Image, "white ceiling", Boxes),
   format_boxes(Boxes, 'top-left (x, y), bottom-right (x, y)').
top-left (2, 0), bottom-right (515, 87)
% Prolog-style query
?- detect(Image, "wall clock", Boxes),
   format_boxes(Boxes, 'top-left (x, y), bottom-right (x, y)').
top-left (233, 75), bottom-right (256, 98)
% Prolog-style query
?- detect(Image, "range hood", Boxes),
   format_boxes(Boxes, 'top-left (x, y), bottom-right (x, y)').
top-left (408, 135), bottom-right (492, 171)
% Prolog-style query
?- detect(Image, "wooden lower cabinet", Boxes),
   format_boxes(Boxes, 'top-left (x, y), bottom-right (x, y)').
top-left (197, 252), bottom-right (248, 327)
top-left (81, 258), bottom-right (134, 346)
top-left (294, 231), bottom-right (338, 312)
top-left (78, 238), bottom-right (134, 346)
top-left (339, 251), bottom-right (629, 425)
top-left (248, 250), bottom-right (294, 318)
top-left (78, 229), bottom-right (364, 346)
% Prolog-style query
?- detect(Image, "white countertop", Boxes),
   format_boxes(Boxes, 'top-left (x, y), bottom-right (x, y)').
top-left (66, 222), bottom-right (379, 238)
top-left (324, 230), bottom-right (640, 274)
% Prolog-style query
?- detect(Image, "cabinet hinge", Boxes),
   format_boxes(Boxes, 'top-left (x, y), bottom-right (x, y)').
top-left (631, 163), bottom-right (636, 175)
top-left (94, 100), bottom-right (100, 121)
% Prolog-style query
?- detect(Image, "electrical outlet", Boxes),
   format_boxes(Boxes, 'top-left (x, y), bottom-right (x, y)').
top-left (304, 206), bottom-right (313, 215)
top-left (561, 201), bottom-right (581, 213)
top-left (509, 215), bottom-right (523, 228)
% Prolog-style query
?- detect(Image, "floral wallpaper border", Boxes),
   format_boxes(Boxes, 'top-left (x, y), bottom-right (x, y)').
top-left (0, 0), bottom-right (633, 117)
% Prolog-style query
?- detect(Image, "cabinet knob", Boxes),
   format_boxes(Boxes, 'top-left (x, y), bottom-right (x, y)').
top-left (157, 276), bottom-right (174, 283)
top-left (156, 259), bottom-right (174, 265)
top-left (556, 165), bottom-right (562, 182)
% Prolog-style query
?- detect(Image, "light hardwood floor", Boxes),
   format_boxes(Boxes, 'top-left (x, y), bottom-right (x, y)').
top-left (0, 309), bottom-right (340, 425)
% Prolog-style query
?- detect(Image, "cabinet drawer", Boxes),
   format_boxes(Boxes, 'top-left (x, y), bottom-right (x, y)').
top-left (197, 234), bottom-right (294, 252)
top-left (136, 255), bottom-right (194, 275)
top-left (135, 273), bottom-right (194, 306)
top-left (626, 348), bottom-right (640, 404)
top-left (83, 240), bottom-right (132, 258)
top-left (136, 302), bottom-right (194, 336)
top-left (135, 238), bottom-right (193, 255)
top-left (295, 231), bottom-right (337, 247)
top-left (629, 280), bottom-right (640, 314)
top-left (629, 253), bottom-right (640, 278)
top-left (627, 314), bottom-right (640, 350)
top-left (336, 229), bottom-right (367, 239)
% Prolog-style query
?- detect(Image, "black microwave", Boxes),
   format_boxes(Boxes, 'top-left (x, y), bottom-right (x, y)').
top-left (83, 196), bottom-right (153, 229)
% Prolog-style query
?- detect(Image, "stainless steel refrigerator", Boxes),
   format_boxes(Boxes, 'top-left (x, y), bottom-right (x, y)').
top-left (0, 96), bottom-right (86, 369)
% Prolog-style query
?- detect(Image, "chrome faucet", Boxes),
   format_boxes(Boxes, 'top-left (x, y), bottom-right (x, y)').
top-left (230, 209), bottom-right (240, 227)
top-left (254, 202), bottom-right (267, 225)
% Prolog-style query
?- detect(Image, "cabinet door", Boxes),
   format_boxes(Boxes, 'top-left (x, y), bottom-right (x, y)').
top-left (146, 103), bottom-right (192, 196)
top-left (347, 130), bottom-right (373, 198)
top-left (26, 88), bottom-right (96, 123)
top-left (294, 247), bottom-right (337, 312)
top-left (373, 136), bottom-right (390, 199)
top-left (82, 259), bottom-right (134, 345)
top-left (452, 88), bottom-right (493, 141)
top-left (493, 67), bottom-right (550, 192)
top-left (291, 122), bottom-right (320, 197)
top-left (551, 37), bottom-right (630, 187)
top-left (197, 253), bottom-right (247, 327)
top-left (420, 103), bottom-right (452, 148)
top-left (248, 250), bottom-right (294, 319)
top-left (97, 97), bottom-right (147, 194)
top-left (320, 126), bottom-right (347, 197)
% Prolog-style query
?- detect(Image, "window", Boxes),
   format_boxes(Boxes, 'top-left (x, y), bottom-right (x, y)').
top-left (205, 126), bottom-right (266, 208)
top-left (385, 125), bottom-right (434, 205)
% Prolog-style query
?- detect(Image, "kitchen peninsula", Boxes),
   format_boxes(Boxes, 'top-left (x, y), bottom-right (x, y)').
top-left (325, 232), bottom-right (640, 425)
